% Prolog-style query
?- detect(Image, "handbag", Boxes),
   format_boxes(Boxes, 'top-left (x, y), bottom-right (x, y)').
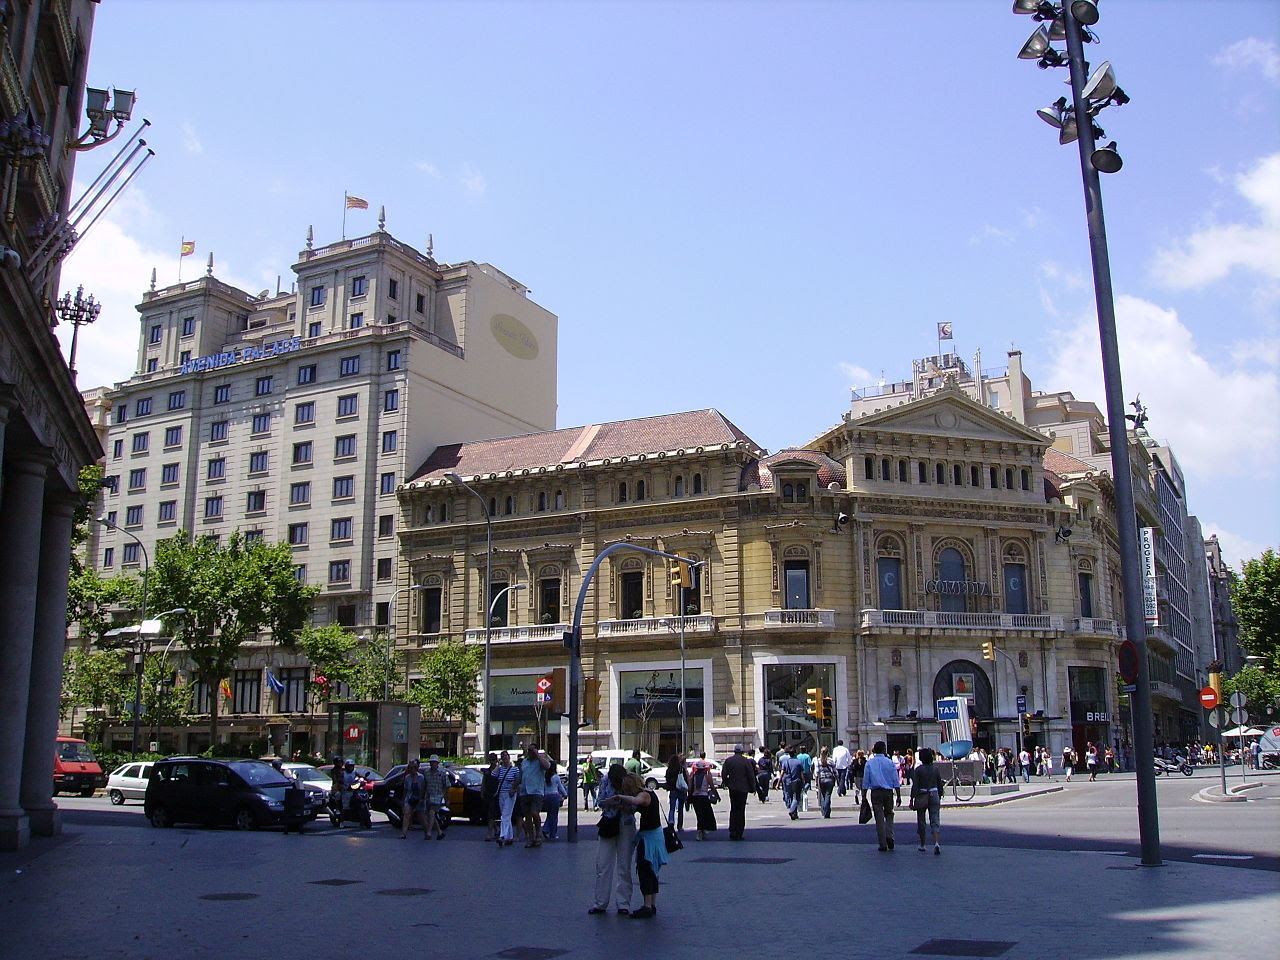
top-left (858, 796), bottom-right (872, 824)
top-left (911, 793), bottom-right (930, 811)
top-left (597, 814), bottom-right (620, 839)
top-left (659, 795), bottom-right (682, 853)
top-left (708, 787), bottom-right (720, 805)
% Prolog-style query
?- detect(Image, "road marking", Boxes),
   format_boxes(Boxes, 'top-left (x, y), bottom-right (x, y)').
top-left (1068, 849), bottom-right (1129, 855)
top-left (1192, 853), bottom-right (1254, 860)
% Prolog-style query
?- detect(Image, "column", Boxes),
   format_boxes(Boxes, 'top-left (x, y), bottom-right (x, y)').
top-left (0, 449), bottom-right (50, 850)
top-left (22, 491), bottom-right (77, 835)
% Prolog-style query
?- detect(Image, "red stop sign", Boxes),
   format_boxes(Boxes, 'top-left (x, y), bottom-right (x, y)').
top-left (1199, 687), bottom-right (1219, 710)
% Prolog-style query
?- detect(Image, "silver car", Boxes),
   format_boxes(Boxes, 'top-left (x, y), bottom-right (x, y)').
top-left (106, 761), bottom-right (155, 805)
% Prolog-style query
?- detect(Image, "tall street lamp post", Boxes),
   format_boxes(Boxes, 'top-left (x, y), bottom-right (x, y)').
top-left (486, 582), bottom-right (526, 746)
top-left (95, 515), bottom-right (150, 755)
top-left (386, 584), bottom-right (427, 700)
top-left (445, 473), bottom-right (493, 753)
top-left (1013, 0), bottom-right (1161, 865)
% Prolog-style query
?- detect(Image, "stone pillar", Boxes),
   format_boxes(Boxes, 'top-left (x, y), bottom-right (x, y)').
top-left (0, 449), bottom-right (49, 850)
top-left (21, 490), bottom-right (77, 836)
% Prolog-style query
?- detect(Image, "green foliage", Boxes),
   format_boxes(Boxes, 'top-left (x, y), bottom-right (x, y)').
top-left (1221, 665), bottom-right (1280, 724)
top-left (66, 567), bottom-right (143, 633)
top-left (1232, 548), bottom-right (1280, 669)
top-left (407, 640), bottom-right (482, 722)
top-left (92, 748), bottom-right (165, 774)
top-left (294, 623), bottom-right (402, 700)
top-left (61, 647), bottom-right (131, 733)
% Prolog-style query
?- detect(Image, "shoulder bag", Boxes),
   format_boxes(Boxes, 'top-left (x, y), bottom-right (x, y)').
top-left (659, 797), bottom-right (683, 853)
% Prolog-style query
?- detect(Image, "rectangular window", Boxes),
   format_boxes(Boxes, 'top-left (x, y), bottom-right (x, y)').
top-left (103, 476), bottom-right (119, 494)
top-left (421, 587), bottom-right (442, 634)
top-left (112, 439), bottom-right (123, 459)
top-left (877, 557), bottom-right (902, 610)
top-left (289, 482), bottom-right (311, 505)
top-left (135, 397), bottom-right (152, 416)
top-left (167, 390), bottom-right (186, 411)
top-left (295, 401), bottom-right (315, 425)
top-left (246, 489), bottom-right (266, 513)
top-left (333, 476), bottom-right (354, 499)
top-left (161, 463), bottom-right (179, 485)
top-left (251, 413), bottom-right (271, 434)
top-left (232, 670), bottom-right (260, 715)
top-left (308, 320), bottom-right (323, 339)
top-left (207, 457), bottom-right (225, 480)
top-left (288, 522), bottom-right (309, 545)
top-left (386, 349), bottom-right (401, 371)
top-left (131, 432), bottom-right (149, 453)
top-left (334, 435), bottom-right (356, 458)
top-left (350, 275), bottom-right (367, 297)
top-left (380, 472), bottom-right (396, 494)
top-left (123, 543), bottom-right (140, 565)
top-left (331, 518), bottom-right (353, 541)
top-left (255, 376), bottom-right (273, 396)
top-left (115, 405), bottom-right (128, 424)
top-left (1079, 572), bottom-right (1094, 619)
top-left (1004, 563), bottom-right (1028, 615)
top-left (382, 430), bottom-right (398, 453)
top-left (375, 602), bottom-right (390, 627)
top-left (149, 324), bottom-right (162, 344)
top-left (249, 451), bottom-right (269, 474)
top-left (164, 426), bottom-right (182, 447)
top-left (349, 312), bottom-right (363, 329)
top-left (181, 316), bottom-right (195, 336)
top-left (210, 420), bottom-right (228, 441)
top-left (383, 389), bottom-right (399, 412)
top-left (376, 557), bottom-right (392, 581)
top-left (278, 668), bottom-right (310, 713)
top-left (387, 278), bottom-right (398, 300)
top-left (128, 468), bottom-right (146, 490)
top-left (204, 496), bottom-right (223, 518)
top-left (158, 500), bottom-right (176, 522)
top-left (293, 564), bottom-right (307, 582)
top-left (784, 560), bottom-right (811, 610)
top-left (415, 293), bottom-right (425, 314)
top-left (539, 577), bottom-right (561, 624)
top-left (309, 285), bottom-right (325, 307)
top-left (178, 351), bottom-right (189, 365)
top-left (125, 505), bottom-right (143, 526)
top-left (103, 547), bottom-right (114, 567)
top-left (297, 364), bottom-right (316, 385)
top-left (213, 384), bottom-right (231, 404)
top-left (328, 560), bottom-right (351, 583)
top-left (105, 510), bottom-right (117, 527)
top-left (292, 441), bottom-right (313, 465)
top-left (146, 358), bottom-right (158, 373)
top-left (337, 394), bottom-right (358, 417)
top-left (378, 514), bottom-right (394, 537)
top-left (339, 355), bottom-right (360, 377)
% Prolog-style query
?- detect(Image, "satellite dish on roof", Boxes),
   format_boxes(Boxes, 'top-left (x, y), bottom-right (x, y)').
top-left (257, 289), bottom-right (270, 299)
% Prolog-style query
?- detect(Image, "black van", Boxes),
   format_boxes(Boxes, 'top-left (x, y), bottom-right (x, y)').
top-left (144, 757), bottom-right (325, 829)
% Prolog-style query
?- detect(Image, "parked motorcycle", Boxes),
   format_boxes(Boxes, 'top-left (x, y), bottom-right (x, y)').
top-left (1153, 757), bottom-right (1194, 777)
top-left (328, 778), bottom-right (374, 828)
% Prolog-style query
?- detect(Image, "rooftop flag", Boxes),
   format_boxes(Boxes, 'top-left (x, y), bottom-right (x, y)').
top-left (345, 194), bottom-right (368, 210)
top-left (937, 321), bottom-right (953, 340)
top-left (179, 240), bottom-right (196, 256)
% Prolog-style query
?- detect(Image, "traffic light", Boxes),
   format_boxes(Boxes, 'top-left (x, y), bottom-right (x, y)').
top-left (982, 641), bottom-right (995, 661)
top-left (821, 696), bottom-right (834, 725)
top-left (1021, 713), bottom-right (1032, 737)
top-left (806, 687), bottom-right (824, 721)
top-left (669, 553), bottom-right (692, 589)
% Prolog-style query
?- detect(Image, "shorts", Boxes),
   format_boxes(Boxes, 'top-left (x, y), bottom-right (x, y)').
top-left (519, 794), bottom-right (544, 817)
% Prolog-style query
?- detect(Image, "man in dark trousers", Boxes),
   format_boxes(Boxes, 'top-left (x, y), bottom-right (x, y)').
top-left (721, 744), bottom-right (757, 841)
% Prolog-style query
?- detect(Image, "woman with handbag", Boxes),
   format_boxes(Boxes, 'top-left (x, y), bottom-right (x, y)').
top-left (493, 751), bottom-right (521, 847)
top-left (602, 773), bottom-right (669, 919)
top-left (588, 764), bottom-right (637, 916)
top-left (687, 751), bottom-right (718, 841)
top-left (910, 747), bottom-right (944, 855)
top-left (664, 754), bottom-right (687, 832)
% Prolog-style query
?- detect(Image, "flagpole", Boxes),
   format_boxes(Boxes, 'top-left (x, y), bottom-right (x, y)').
top-left (342, 191), bottom-right (347, 240)
top-left (177, 235), bottom-right (184, 282)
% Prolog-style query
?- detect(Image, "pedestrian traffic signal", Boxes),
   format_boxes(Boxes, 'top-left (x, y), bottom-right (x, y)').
top-left (806, 687), bottom-right (824, 721)
top-left (1022, 713), bottom-right (1032, 737)
top-left (982, 641), bottom-right (995, 661)
top-left (669, 553), bottom-right (692, 589)
top-left (821, 696), bottom-right (834, 724)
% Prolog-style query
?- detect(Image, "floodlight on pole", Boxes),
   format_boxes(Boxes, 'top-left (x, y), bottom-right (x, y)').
top-left (445, 472), bottom-right (493, 753)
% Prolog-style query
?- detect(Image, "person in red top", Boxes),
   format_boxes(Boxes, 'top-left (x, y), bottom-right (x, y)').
top-left (686, 751), bottom-right (717, 841)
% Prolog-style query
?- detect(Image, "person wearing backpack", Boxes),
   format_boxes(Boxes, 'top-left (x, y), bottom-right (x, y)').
top-left (755, 748), bottom-right (774, 803)
top-left (814, 747), bottom-right (838, 818)
top-left (779, 746), bottom-right (805, 820)
top-left (687, 751), bottom-right (718, 841)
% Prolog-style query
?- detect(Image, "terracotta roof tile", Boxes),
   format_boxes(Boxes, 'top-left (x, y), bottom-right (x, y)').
top-left (1043, 448), bottom-right (1097, 476)
top-left (749, 449), bottom-right (847, 492)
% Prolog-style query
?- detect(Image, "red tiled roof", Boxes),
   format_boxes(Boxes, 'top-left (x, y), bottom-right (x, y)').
top-left (1043, 448), bottom-right (1097, 476)
top-left (747, 449), bottom-right (846, 492)
top-left (407, 409), bottom-right (761, 483)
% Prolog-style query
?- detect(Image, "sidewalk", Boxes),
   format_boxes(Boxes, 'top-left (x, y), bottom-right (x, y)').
top-left (2, 801), bottom-right (1276, 960)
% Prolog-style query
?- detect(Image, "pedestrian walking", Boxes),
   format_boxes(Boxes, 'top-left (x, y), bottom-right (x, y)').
top-left (1104, 746), bottom-right (1117, 774)
top-left (852, 749), bottom-right (868, 804)
top-left (1040, 747), bottom-right (1054, 781)
top-left (832, 739), bottom-right (852, 796)
top-left (1062, 746), bottom-right (1075, 781)
top-left (588, 764), bottom-right (638, 915)
top-left (581, 756), bottom-right (600, 810)
top-left (422, 755), bottom-right (450, 841)
top-left (780, 746), bottom-right (805, 820)
top-left (481, 753), bottom-right (501, 841)
top-left (814, 747), bottom-right (837, 818)
top-left (721, 744), bottom-right (756, 840)
top-left (863, 741), bottom-right (900, 851)
top-left (755, 748), bottom-right (773, 803)
top-left (494, 750), bottom-right (520, 847)
top-left (1019, 746), bottom-right (1032, 783)
top-left (518, 745), bottom-right (551, 847)
top-left (399, 758), bottom-right (429, 840)
top-left (687, 751), bottom-right (718, 840)
top-left (601, 773), bottom-right (668, 919)
top-left (1086, 742), bottom-right (1100, 781)
top-left (664, 754), bottom-right (687, 832)
top-left (541, 763), bottom-right (568, 840)
top-left (909, 747), bottom-right (944, 855)
top-left (796, 743), bottom-right (813, 812)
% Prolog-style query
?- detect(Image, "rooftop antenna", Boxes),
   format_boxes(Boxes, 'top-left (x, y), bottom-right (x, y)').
top-left (276, 274), bottom-right (281, 295)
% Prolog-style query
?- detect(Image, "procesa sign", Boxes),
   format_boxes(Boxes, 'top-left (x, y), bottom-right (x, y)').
top-left (180, 336), bottom-right (304, 375)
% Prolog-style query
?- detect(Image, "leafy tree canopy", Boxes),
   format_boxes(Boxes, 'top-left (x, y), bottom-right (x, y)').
top-left (407, 640), bottom-right (482, 722)
top-left (1231, 548), bottom-right (1280, 669)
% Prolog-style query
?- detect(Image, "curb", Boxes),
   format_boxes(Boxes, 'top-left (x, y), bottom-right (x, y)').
top-left (1196, 781), bottom-right (1264, 803)
top-left (944, 784), bottom-right (1064, 807)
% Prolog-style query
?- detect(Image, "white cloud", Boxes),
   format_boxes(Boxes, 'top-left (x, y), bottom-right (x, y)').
top-left (1150, 152), bottom-right (1280, 290)
top-left (1213, 37), bottom-right (1280, 84)
top-left (460, 163), bottom-right (487, 196)
top-left (968, 224), bottom-right (1014, 246)
top-left (1201, 523), bottom-right (1270, 570)
top-left (1044, 294), bottom-right (1279, 485)
top-left (180, 120), bottom-right (203, 155)
top-left (415, 161), bottom-right (441, 178)
top-left (838, 362), bottom-right (873, 387)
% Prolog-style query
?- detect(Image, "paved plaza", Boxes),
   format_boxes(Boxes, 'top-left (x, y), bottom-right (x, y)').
top-left (3, 774), bottom-right (1277, 960)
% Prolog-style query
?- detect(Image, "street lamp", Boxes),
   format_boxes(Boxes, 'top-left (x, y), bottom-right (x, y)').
top-left (101, 608), bottom-right (184, 756)
top-left (445, 472), bottom-right (493, 753)
top-left (486, 582), bottom-right (526, 748)
top-left (67, 86), bottom-right (136, 151)
top-left (95, 514), bottom-right (148, 617)
top-left (1012, 1), bottom-right (1161, 867)
top-left (55, 285), bottom-right (101, 379)
top-left (387, 584), bottom-right (427, 700)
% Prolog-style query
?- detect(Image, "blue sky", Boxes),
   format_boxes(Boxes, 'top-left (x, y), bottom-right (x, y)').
top-left (60, 0), bottom-right (1279, 568)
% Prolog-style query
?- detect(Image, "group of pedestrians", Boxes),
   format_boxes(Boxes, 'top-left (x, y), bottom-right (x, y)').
top-left (479, 745), bottom-right (567, 848)
top-left (590, 762), bottom-right (668, 919)
top-left (861, 741), bottom-right (944, 855)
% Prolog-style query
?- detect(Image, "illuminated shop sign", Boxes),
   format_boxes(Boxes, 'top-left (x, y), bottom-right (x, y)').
top-left (180, 336), bottom-right (304, 375)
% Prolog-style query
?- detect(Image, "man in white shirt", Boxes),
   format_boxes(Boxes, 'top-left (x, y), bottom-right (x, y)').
top-left (1019, 747), bottom-right (1032, 783)
top-left (831, 739), bottom-right (852, 797)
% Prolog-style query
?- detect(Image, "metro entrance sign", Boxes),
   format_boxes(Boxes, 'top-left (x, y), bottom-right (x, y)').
top-left (1199, 687), bottom-right (1219, 710)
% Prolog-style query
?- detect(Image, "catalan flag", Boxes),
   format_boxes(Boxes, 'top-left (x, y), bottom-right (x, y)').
top-left (180, 240), bottom-right (196, 257)
top-left (344, 194), bottom-right (368, 210)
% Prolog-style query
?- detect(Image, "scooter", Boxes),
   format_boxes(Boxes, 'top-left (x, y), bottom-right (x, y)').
top-left (1153, 756), bottom-right (1194, 777)
top-left (329, 779), bottom-right (374, 828)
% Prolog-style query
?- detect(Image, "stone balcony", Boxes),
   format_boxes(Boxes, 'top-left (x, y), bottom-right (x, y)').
top-left (861, 609), bottom-right (1064, 632)
top-left (598, 615), bottom-right (718, 639)
top-left (463, 623), bottom-right (568, 645)
top-left (741, 609), bottom-right (837, 630)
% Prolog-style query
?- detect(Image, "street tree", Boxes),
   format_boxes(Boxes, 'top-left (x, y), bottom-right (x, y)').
top-left (61, 646), bottom-right (130, 740)
top-left (407, 640), bottom-right (482, 724)
top-left (1221, 666), bottom-right (1280, 725)
top-left (294, 623), bottom-right (402, 701)
top-left (1231, 548), bottom-right (1280, 670)
top-left (149, 531), bottom-right (318, 744)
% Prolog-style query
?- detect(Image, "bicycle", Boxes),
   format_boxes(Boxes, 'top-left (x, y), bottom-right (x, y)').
top-left (946, 767), bottom-right (977, 802)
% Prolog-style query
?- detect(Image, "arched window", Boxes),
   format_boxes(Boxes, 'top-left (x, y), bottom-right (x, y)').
top-left (674, 475), bottom-right (684, 497)
top-left (881, 458), bottom-right (891, 481)
top-left (782, 482), bottom-right (794, 502)
top-left (783, 547), bottom-right (811, 609)
top-left (554, 489), bottom-right (564, 510)
top-left (692, 474), bottom-right (703, 494)
top-left (953, 464), bottom-right (963, 486)
top-left (1077, 559), bottom-right (1095, 618)
top-left (898, 460), bottom-right (908, 482)
top-left (537, 492), bottom-right (547, 511)
top-left (796, 481), bottom-right (808, 502)
top-left (636, 480), bottom-right (646, 501)
top-left (990, 466), bottom-right (999, 488)
top-left (936, 463), bottom-right (946, 485)
top-left (504, 495), bottom-right (514, 515)
top-left (423, 504), bottom-right (433, 524)
top-left (1021, 468), bottom-right (1030, 491)
top-left (877, 536), bottom-right (905, 610)
top-left (1003, 543), bottom-right (1028, 615)
top-left (439, 502), bottom-right (447, 522)
top-left (864, 456), bottom-right (874, 480)
top-left (1005, 467), bottom-right (1014, 490)
top-left (919, 461), bottom-right (928, 483)
top-left (488, 497), bottom-right (497, 516)
top-left (971, 465), bottom-right (980, 487)
top-left (618, 482), bottom-right (628, 503)
top-left (937, 546), bottom-right (967, 612)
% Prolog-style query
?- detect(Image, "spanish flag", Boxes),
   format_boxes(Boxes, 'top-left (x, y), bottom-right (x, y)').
top-left (344, 194), bottom-right (368, 210)
top-left (220, 679), bottom-right (232, 700)
top-left (180, 240), bottom-right (196, 257)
